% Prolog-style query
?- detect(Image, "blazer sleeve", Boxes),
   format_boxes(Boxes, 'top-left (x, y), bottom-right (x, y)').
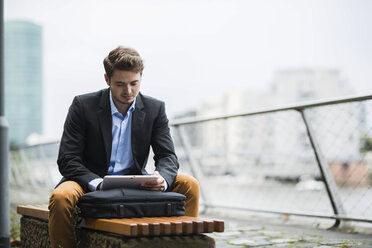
top-left (57, 96), bottom-right (101, 188)
top-left (151, 102), bottom-right (179, 187)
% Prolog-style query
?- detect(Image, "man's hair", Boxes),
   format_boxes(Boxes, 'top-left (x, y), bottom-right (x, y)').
top-left (103, 46), bottom-right (144, 78)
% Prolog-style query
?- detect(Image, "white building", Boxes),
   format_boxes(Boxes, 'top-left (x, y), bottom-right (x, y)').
top-left (270, 69), bottom-right (361, 165)
top-left (193, 68), bottom-right (361, 177)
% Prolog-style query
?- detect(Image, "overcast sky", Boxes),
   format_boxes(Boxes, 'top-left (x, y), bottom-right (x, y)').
top-left (4, 0), bottom-right (372, 138)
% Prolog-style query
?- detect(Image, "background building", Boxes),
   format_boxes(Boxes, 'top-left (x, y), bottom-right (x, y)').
top-left (5, 20), bottom-right (43, 146)
top-left (192, 68), bottom-right (363, 179)
top-left (270, 68), bottom-right (361, 164)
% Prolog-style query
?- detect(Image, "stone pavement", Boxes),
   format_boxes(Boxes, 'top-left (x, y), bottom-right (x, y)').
top-left (203, 212), bottom-right (372, 248)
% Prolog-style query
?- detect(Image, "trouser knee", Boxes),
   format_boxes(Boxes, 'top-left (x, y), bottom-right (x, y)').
top-left (49, 190), bottom-right (74, 215)
top-left (48, 181), bottom-right (84, 213)
top-left (184, 175), bottom-right (200, 193)
top-left (173, 174), bottom-right (200, 196)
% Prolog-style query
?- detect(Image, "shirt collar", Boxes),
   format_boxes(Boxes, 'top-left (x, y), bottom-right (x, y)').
top-left (109, 91), bottom-right (136, 116)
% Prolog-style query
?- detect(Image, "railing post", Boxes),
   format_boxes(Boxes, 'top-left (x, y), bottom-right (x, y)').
top-left (299, 109), bottom-right (346, 228)
top-left (176, 125), bottom-right (211, 212)
top-left (0, 0), bottom-right (10, 246)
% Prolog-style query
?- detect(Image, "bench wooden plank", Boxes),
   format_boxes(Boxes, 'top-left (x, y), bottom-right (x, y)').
top-left (203, 220), bottom-right (214, 233)
top-left (165, 216), bottom-right (204, 233)
top-left (182, 221), bottom-right (193, 234)
top-left (103, 218), bottom-right (150, 236)
top-left (17, 205), bottom-right (49, 220)
top-left (213, 219), bottom-right (225, 232)
top-left (130, 218), bottom-right (161, 236)
top-left (82, 218), bottom-right (138, 236)
top-left (142, 217), bottom-right (171, 235)
top-left (17, 205), bottom-right (225, 237)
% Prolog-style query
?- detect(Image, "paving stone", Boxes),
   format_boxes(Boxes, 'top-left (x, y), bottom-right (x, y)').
top-left (228, 238), bottom-right (273, 247)
top-left (213, 235), bottom-right (239, 241)
top-left (285, 235), bottom-right (306, 240)
top-left (228, 238), bottom-right (256, 245)
top-left (304, 237), bottom-right (324, 242)
top-left (214, 231), bottom-right (242, 237)
top-left (240, 231), bottom-right (264, 238)
top-left (270, 244), bottom-right (295, 247)
top-left (349, 242), bottom-right (366, 245)
top-left (249, 235), bottom-right (271, 241)
top-left (320, 240), bottom-right (345, 245)
top-left (295, 243), bottom-right (318, 247)
top-left (215, 240), bottom-right (246, 248)
top-left (244, 241), bottom-right (274, 247)
top-left (259, 230), bottom-right (283, 237)
top-left (271, 238), bottom-right (298, 244)
top-left (237, 226), bottom-right (264, 232)
top-left (270, 243), bottom-right (294, 247)
top-left (228, 238), bottom-right (255, 245)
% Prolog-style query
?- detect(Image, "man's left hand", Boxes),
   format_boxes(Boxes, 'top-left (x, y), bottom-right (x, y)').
top-left (140, 171), bottom-right (166, 191)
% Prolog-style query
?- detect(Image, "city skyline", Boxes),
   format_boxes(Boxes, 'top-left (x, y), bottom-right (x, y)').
top-left (4, 0), bottom-right (372, 139)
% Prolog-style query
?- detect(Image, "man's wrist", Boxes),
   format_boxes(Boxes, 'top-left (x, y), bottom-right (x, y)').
top-left (88, 178), bottom-right (104, 191)
top-left (163, 181), bottom-right (168, 191)
top-left (97, 182), bottom-right (103, 191)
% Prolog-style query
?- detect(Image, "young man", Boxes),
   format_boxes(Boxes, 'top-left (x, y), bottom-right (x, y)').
top-left (48, 46), bottom-right (200, 248)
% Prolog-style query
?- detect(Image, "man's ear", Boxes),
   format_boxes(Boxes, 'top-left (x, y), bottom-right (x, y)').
top-left (104, 74), bottom-right (110, 86)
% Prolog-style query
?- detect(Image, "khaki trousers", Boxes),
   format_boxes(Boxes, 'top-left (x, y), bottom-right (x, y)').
top-left (48, 174), bottom-right (200, 248)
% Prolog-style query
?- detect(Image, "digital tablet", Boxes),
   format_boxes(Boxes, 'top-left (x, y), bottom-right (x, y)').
top-left (101, 175), bottom-right (158, 190)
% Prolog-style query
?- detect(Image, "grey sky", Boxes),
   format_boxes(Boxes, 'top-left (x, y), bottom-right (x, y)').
top-left (4, 0), bottom-right (372, 138)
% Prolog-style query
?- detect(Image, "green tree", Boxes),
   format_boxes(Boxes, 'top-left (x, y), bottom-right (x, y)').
top-left (360, 134), bottom-right (372, 154)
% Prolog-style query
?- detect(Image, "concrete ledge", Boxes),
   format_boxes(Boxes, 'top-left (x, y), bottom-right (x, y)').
top-left (21, 216), bottom-right (216, 248)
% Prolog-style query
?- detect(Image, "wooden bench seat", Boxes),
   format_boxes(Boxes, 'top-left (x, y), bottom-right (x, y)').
top-left (17, 205), bottom-right (224, 247)
top-left (17, 205), bottom-right (224, 237)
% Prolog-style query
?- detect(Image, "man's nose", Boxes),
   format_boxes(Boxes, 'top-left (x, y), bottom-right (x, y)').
top-left (123, 85), bottom-right (131, 94)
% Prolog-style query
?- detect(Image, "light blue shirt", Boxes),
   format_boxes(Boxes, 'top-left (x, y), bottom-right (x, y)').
top-left (108, 91), bottom-right (136, 175)
top-left (88, 92), bottom-right (135, 191)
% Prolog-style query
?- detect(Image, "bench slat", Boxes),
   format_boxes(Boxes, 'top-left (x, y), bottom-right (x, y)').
top-left (82, 218), bottom-right (138, 236)
top-left (104, 218), bottom-right (150, 236)
top-left (17, 205), bottom-right (49, 220)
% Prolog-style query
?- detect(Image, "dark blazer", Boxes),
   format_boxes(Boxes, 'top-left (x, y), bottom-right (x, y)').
top-left (57, 88), bottom-right (179, 191)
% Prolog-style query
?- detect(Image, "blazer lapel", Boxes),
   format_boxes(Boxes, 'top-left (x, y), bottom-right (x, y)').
top-left (132, 93), bottom-right (146, 170)
top-left (98, 88), bottom-right (112, 167)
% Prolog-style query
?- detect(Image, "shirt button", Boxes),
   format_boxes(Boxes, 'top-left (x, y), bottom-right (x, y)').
top-left (117, 160), bottom-right (120, 162)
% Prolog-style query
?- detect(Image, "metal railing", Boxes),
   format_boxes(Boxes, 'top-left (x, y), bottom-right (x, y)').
top-left (170, 94), bottom-right (372, 227)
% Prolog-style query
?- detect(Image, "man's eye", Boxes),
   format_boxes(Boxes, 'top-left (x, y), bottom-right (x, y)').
top-left (117, 83), bottom-right (123, 86)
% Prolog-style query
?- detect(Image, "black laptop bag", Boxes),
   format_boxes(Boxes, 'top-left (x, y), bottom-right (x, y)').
top-left (77, 188), bottom-right (186, 218)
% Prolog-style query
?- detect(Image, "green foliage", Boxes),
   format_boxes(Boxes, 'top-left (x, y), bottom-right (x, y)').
top-left (360, 134), bottom-right (372, 154)
top-left (10, 208), bottom-right (20, 240)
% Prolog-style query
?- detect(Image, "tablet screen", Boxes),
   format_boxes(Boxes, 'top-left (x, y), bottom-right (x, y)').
top-left (101, 175), bottom-right (158, 190)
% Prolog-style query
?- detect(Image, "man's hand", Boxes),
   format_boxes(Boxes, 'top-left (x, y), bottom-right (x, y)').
top-left (140, 171), bottom-right (166, 191)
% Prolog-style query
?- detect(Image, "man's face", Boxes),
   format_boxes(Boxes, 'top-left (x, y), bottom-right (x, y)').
top-left (105, 70), bottom-right (141, 105)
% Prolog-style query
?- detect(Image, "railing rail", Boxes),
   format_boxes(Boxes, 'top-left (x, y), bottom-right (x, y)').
top-left (170, 94), bottom-right (372, 126)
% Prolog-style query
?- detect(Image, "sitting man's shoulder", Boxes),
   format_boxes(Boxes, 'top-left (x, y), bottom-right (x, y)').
top-left (139, 93), bottom-right (164, 105)
top-left (138, 93), bottom-right (164, 108)
top-left (76, 88), bottom-right (108, 101)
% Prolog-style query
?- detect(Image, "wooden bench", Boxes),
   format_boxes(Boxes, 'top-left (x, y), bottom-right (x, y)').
top-left (17, 205), bottom-right (224, 247)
